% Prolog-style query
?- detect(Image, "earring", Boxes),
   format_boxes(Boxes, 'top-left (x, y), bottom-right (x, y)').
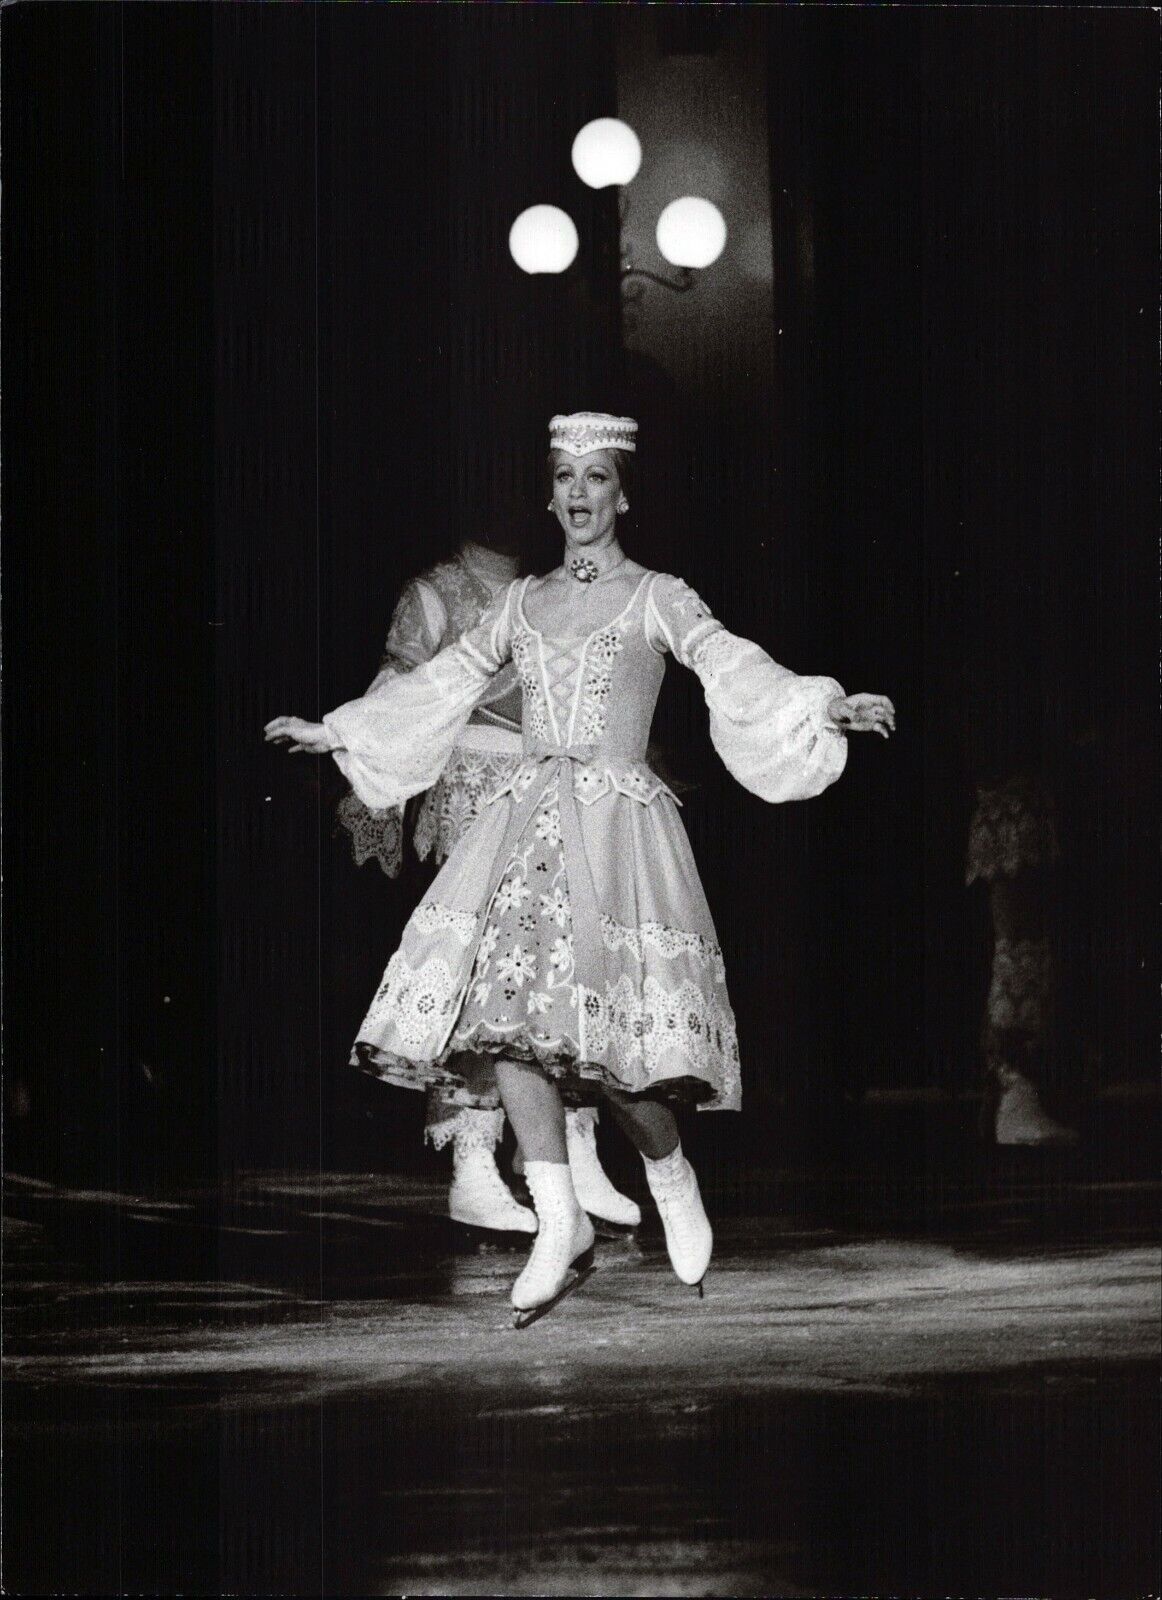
top-left (547, 503), bottom-right (554, 512)
top-left (617, 496), bottom-right (629, 514)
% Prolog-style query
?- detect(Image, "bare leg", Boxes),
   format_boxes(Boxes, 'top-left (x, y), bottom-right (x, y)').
top-left (495, 1059), bottom-right (568, 1164)
top-left (602, 1087), bottom-right (680, 1160)
top-left (495, 1060), bottom-right (595, 1319)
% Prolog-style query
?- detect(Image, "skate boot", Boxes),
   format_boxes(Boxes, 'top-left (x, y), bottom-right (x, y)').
top-left (437, 1109), bottom-right (538, 1233)
top-left (566, 1107), bottom-right (642, 1229)
top-left (511, 1161), bottom-right (596, 1327)
top-left (643, 1143), bottom-right (713, 1294)
top-left (993, 1066), bottom-right (1079, 1147)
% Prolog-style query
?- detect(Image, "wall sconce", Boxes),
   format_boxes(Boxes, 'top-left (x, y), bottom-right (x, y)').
top-left (571, 118), bottom-right (642, 189)
top-left (656, 196), bottom-right (727, 270)
top-left (508, 205), bottom-right (580, 275)
top-left (509, 118), bottom-right (728, 311)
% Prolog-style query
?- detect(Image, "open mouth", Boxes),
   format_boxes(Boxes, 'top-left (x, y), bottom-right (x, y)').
top-left (568, 507), bottom-right (591, 526)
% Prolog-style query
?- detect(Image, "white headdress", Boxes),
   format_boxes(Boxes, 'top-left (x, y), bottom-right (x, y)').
top-left (549, 412), bottom-right (638, 456)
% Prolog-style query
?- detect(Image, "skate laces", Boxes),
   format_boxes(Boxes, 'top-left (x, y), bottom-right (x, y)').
top-left (647, 1154), bottom-right (699, 1227)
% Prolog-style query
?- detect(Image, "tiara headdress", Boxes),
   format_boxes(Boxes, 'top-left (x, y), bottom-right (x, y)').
top-left (549, 412), bottom-right (638, 456)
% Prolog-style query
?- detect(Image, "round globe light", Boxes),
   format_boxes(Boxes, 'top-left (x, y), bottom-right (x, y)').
top-left (571, 118), bottom-right (642, 189)
top-left (508, 205), bottom-right (580, 275)
top-left (656, 196), bottom-right (727, 270)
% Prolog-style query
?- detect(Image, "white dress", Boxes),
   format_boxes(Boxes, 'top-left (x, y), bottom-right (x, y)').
top-left (324, 571), bottom-right (848, 1112)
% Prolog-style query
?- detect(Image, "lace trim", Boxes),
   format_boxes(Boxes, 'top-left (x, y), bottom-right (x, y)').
top-left (987, 937), bottom-right (1054, 1033)
top-left (413, 748), bottom-right (523, 863)
top-left (363, 965), bottom-right (738, 1108)
top-left (577, 973), bottom-right (740, 1103)
top-left (362, 952), bottom-right (463, 1053)
top-left (412, 903), bottom-right (479, 944)
top-left (336, 791), bottom-right (404, 879)
top-left (599, 916), bottom-right (726, 982)
top-left (967, 778), bottom-right (1060, 884)
top-left (425, 1106), bottom-right (504, 1151)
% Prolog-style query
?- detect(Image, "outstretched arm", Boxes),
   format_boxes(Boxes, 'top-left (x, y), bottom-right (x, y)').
top-left (264, 580), bottom-right (517, 809)
top-left (645, 573), bottom-right (893, 802)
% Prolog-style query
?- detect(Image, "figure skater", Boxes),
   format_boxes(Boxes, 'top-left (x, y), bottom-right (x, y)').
top-left (267, 412), bottom-right (894, 1324)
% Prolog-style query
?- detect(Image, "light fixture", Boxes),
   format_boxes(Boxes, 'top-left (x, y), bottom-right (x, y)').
top-left (571, 118), bottom-right (642, 190)
top-left (508, 205), bottom-right (580, 275)
top-left (656, 197), bottom-right (727, 270)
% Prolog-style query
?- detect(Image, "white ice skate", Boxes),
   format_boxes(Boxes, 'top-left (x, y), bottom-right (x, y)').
top-left (442, 1109), bottom-right (538, 1234)
top-left (994, 1070), bottom-right (1079, 1148)
top-left (511, 1161), bottom-right (596, 1329)
top-left (566, 1107), bottom-right (642, 1229)
top-left (643, 1143), bottom-right (713, 1294)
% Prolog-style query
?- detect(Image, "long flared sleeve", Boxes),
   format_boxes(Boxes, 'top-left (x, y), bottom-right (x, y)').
top-left (335, 577), bottom-right (449, 876)
top-left (645, 573), bottom-right (848, 803)
top-left (324, 580), bottom-right (518, 811)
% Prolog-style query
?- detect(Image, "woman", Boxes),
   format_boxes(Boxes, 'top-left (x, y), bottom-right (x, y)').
top-left (267, 412), bottom-right (895, 1323)
top-left (340, 534), bottom-right (641, 1233)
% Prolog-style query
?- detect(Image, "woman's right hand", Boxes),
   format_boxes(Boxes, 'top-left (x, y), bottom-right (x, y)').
top-left (264, 716), bottom-right (336, 755)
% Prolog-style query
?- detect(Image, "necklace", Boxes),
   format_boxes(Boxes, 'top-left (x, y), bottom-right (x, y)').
top-left (568, 550), bottom-right (627, 585)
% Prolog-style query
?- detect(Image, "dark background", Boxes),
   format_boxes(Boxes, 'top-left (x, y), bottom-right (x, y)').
top-left (5, 5), bottom-right (1156, 1193)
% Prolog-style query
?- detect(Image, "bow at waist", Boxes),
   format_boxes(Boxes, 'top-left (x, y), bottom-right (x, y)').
top-left (527, 739), bottom-right (600, 765)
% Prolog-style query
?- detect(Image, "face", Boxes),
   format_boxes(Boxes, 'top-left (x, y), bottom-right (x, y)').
top-left (549, 449), bottom-right (621, 545)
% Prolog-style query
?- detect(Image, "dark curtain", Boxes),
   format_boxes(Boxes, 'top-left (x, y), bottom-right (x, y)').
top-left (5, 5), bottom-right (1155, 1190)
top-left (763, 10), bottom-right (1157, 1135)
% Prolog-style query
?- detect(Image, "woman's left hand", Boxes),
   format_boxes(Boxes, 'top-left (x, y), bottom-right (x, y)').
top-left (264, 715), bottom-right (336, 754)
top-left (828, 693), bottom-right (896, 739)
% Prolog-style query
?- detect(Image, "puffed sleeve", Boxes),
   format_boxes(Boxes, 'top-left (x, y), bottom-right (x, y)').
top-left (324, 580), bottom-right (518, 811)
top-left (645, 573), bottom-right (848, 803)
top-left (369, 578), bottom-right (448, 690)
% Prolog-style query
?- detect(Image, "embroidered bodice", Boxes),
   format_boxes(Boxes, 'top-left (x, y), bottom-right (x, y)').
top-left (326, 569), bottom-right (849, 815)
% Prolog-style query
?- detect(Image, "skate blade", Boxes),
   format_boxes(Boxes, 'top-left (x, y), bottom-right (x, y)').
top-left (512, 1260), bottom-right (597, 1331)
top-left (588, 1215), bottom-right (639, 1240)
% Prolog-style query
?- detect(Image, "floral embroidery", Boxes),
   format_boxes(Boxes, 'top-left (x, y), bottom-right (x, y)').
top-left (512, 628), bottom-right (551, 742)
top-left (412, 903), bottom-right (479, 944)
top-left (534, 805), bottom-right (562, 846)
top-left (493, 876), bottom-right (531, 915)
top-left (539, 886), bottom-right (570, 928)
top-left (449, 774), bottom-right (580, 1053)
top-left (497, 943), bottom-right (537, 990)
top-left (571, 626), bottom-right (625, 745)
